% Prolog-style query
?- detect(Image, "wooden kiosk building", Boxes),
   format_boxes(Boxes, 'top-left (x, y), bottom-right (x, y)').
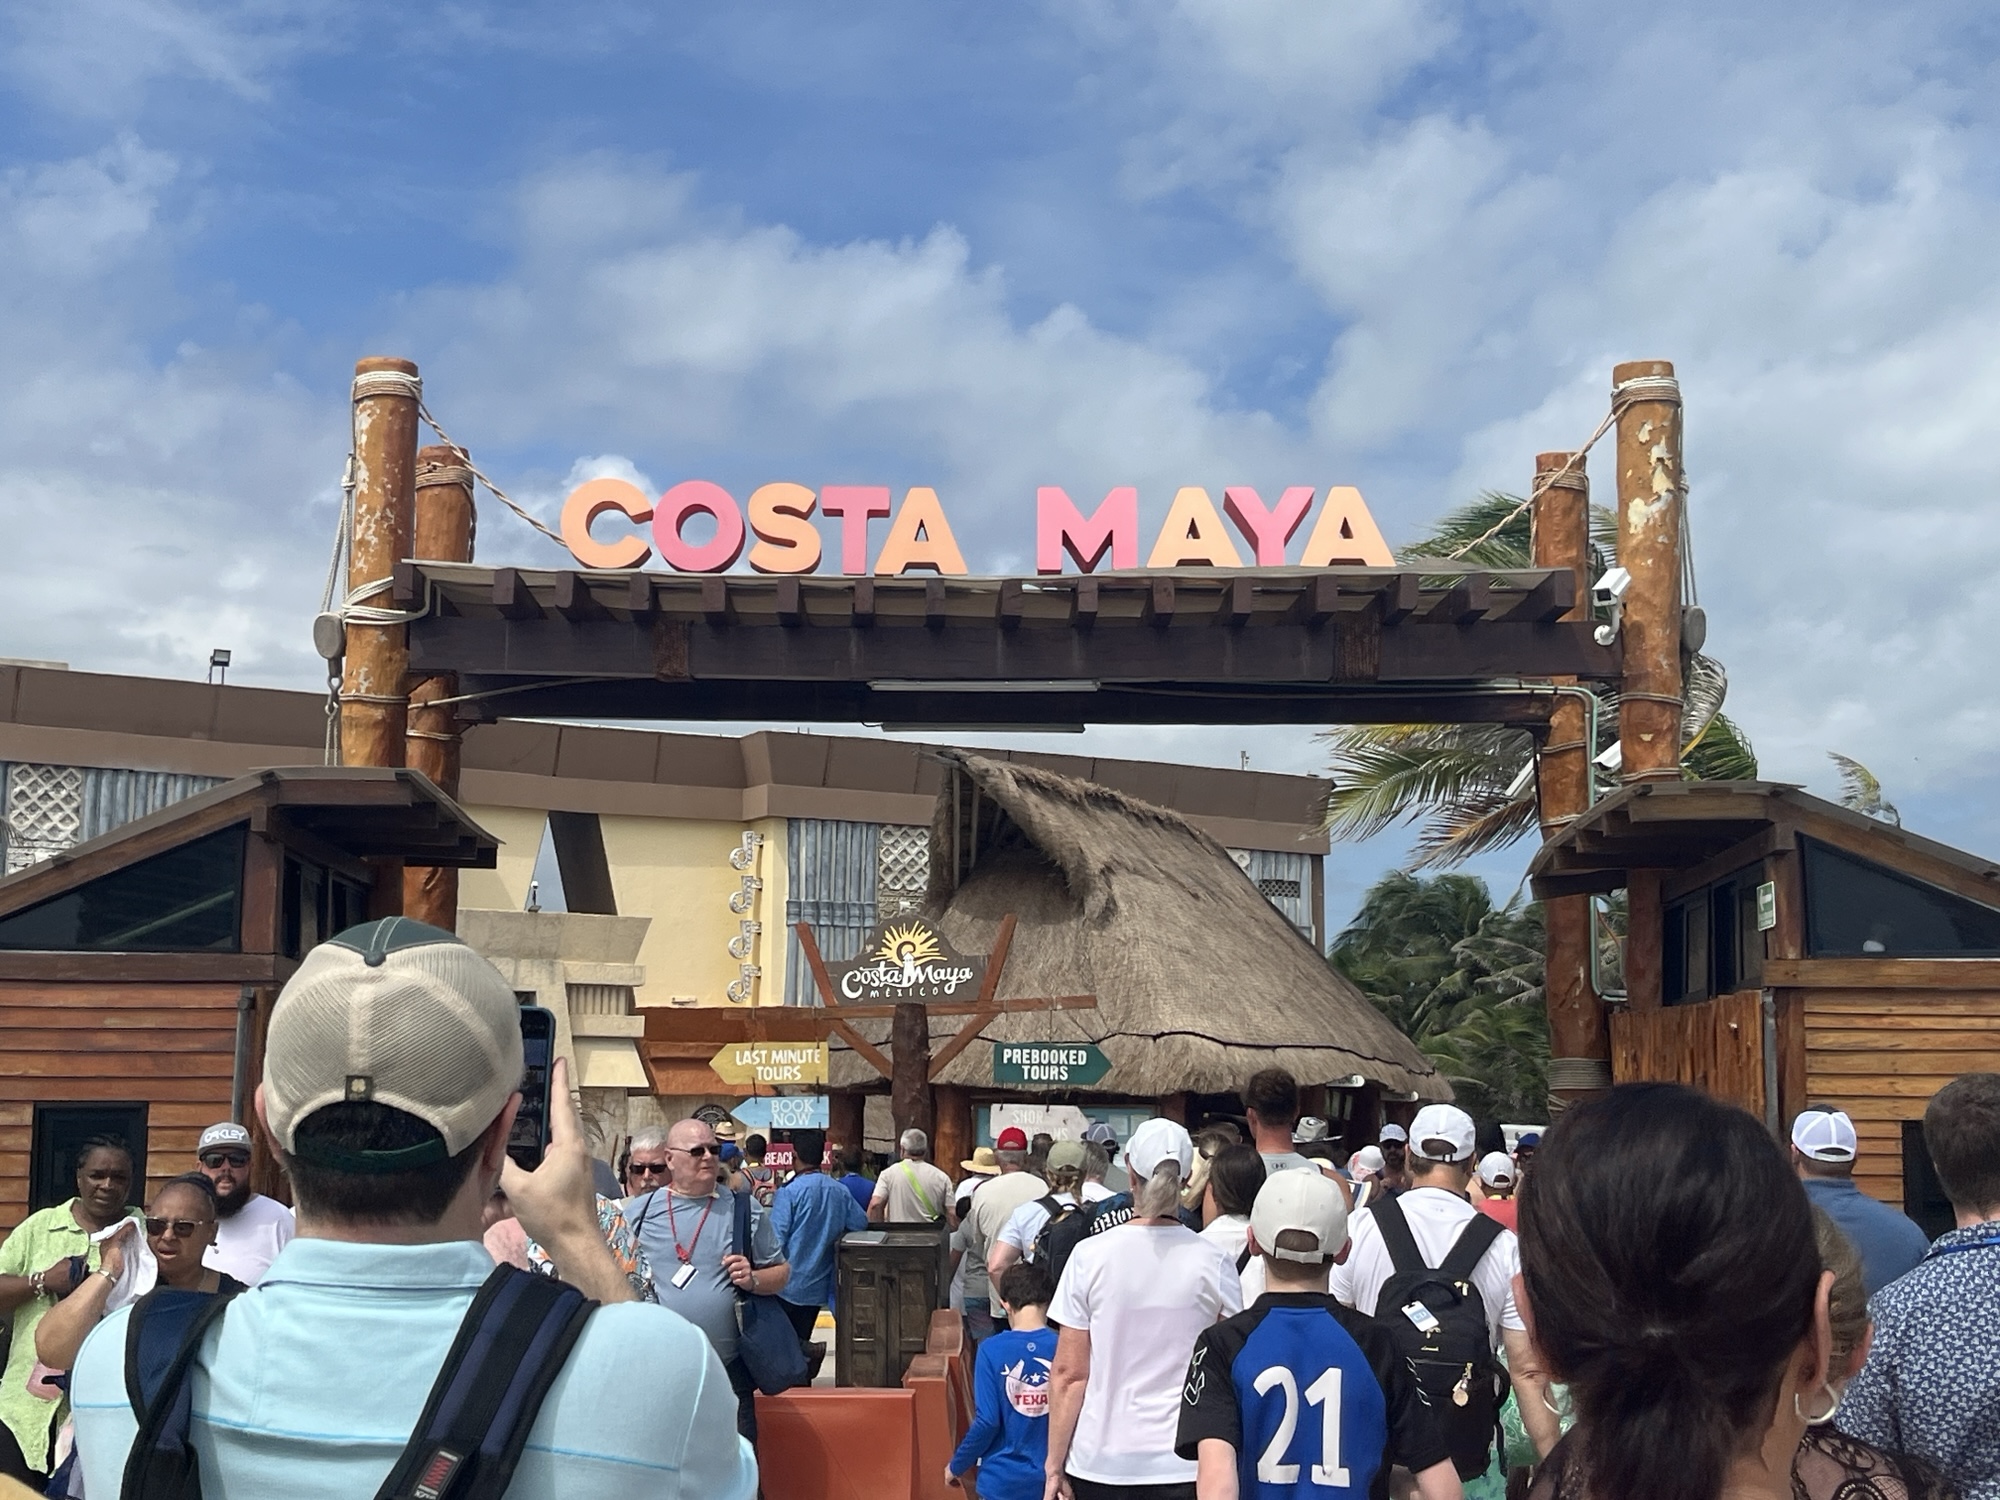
top-left (0, 767), bottom-right (497, 1230)
top-left (1530, 780), bottom-right (2000, 1232)
top-left (815, 752), bottom-right (1446, 1169)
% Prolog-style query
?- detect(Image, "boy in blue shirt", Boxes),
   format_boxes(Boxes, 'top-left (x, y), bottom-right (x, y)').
top-left (948, 1259), bottom-right (1056, 1500)
top-left (1178, 1172), bottom-right (1461, 1500)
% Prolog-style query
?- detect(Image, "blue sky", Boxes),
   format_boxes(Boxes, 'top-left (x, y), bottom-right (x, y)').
top-left (4, 0), bottom-right (2000, 929)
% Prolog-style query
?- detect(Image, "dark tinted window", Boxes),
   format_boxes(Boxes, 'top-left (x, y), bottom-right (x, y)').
top-left (1902, 1120), bottom-right (1956, 1241)
top-left (0, 825), bottom-right (245, 951)
top-left (1803, 837), bottom-right (2000, 957)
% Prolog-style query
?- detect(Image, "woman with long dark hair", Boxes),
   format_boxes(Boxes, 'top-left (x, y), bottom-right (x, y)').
top-left (1520, 1084), bottom-right (1836, 1500)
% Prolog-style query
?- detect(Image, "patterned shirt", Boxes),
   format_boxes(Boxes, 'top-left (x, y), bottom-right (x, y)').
top-left (524, 1195), bottom-right (655, 1301)
top-left (1842, 1220), bottom-right (2000, 1499)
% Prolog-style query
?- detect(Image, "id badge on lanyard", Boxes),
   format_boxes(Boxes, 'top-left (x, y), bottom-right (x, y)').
top-left (670, 1262), bottom-right (698, 1290)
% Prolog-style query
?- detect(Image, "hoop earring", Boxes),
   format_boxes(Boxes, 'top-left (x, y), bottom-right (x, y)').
top-left (1542, 1387), bottom-right (1565, 1418)
top-left (1794, 1382), bottom-right (1841, 1425)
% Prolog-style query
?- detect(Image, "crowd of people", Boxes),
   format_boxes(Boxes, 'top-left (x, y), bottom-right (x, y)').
top-left (0, 921), bottom-right (1995, 1500)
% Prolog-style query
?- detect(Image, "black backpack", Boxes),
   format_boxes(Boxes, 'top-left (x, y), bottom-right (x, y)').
top-left (1035, 1192), bottom-right (1132, 1285)
top-left (1370, 1195), bottom-right (1507, 1481)
top-left (121, 1264), bottom-right (595, 1499)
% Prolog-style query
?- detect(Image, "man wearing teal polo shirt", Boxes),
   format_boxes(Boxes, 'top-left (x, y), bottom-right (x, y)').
top-left (70, 918), bottom-right (756, 1499)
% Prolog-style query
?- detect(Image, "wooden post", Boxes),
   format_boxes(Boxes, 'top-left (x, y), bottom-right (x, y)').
top-left (932, 1085), bottom-right (972, 1181)
top-left (1612, 359), bottom-right (1685, 783)
top-left (1533, 451), bottom-right (1609, 1101)
top-left (891, 1003), bottom-right (934, 1143)
top-left (342, 357), bottom-right (421, 918)
top-left (403, 444), bottom-right (475, 929)
top-left (829, 1091), bottom-right (866, 1161)
top-left (340, 357), bottom-right (421, 770)
top-left (1626, 869), bottom-right (1664, 1011)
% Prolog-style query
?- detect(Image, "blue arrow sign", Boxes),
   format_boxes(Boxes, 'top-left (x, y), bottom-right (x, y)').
top-left (733, 1096), bottom-right (829, 1130)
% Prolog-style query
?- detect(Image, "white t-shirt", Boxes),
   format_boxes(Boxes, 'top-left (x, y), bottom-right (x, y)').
top-left (1330, 1186), bottom-right (1524, 1350)
top-left (1047, 1221), bottom-right (1242, 1485)
top-left (1198, 1212), bottom-right (1250, 1262)
top-left (1259, 1150), bottom-right (1321, 1176)
top-left (205, 1195), bottom-right (296, 1286)
top-left (999, 1182), bottom-right (1115, 1259)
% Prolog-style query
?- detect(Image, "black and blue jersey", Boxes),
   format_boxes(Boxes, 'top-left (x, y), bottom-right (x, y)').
top-left (1177, 1292), bottom-right (1449, 1500)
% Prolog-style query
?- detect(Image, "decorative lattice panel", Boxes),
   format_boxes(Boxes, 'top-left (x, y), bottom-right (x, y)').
top-left (877, 824), bottom-right (931, 916)
top-left (4, 763), bottom-right (84, 874)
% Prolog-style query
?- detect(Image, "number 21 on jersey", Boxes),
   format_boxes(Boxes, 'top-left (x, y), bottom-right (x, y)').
top-left (1251, 1365), bottom-right (1351, 1488)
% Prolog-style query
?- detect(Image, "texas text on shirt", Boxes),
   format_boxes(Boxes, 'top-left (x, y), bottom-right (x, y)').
top-left (69, 1238), bottom-right (757, 1500)
top-left (1179, 1291), bottom-right (1452, 1500)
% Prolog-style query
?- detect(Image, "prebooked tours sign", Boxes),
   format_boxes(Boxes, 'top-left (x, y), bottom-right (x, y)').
top-left (710, 1041), bottom-right (830, 1087)
top-left (829, 919), bottom-right (986, 1003)
top-left (991, 1042), bottom-right (1110, 1087)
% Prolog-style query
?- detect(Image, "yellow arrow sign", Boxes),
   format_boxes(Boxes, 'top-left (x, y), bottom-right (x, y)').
top-left (709, 1041), bottom-right (830, 1087)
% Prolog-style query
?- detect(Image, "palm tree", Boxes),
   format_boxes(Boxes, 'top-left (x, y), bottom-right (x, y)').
top-left (1331, 870), bottom-right (1549, 1122)
top-left (1319, 492), bottom-right (1755, 868)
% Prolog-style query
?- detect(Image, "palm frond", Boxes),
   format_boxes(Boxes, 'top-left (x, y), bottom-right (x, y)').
top-left (1398, 491), bottom-right (1534, 568)
top-left (1829, 752), bottom-right (1900, 827)
top-left (1683, 713), bottom-right (1758, 782)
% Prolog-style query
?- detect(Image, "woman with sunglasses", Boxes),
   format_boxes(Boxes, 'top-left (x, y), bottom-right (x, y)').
top-left (35, 1175), bottom-right (247, 1374)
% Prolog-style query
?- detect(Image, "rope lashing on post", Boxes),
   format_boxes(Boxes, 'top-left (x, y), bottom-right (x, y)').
top-left (1442, 407), bottom-right (1617, 561)
top-left (414, 461), bottom-right (479, 558)
top-left (415, 402), bottom-right (567, 549)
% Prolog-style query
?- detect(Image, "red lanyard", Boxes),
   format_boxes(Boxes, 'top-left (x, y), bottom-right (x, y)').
top-left (664, 1191), bottom-right (716, 1264)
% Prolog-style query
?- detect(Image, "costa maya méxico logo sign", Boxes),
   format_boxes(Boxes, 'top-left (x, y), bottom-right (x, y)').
top-left (559, 480), bottom-right (1393, 576)
top-left (829, 920), bottom-right (986, 1002)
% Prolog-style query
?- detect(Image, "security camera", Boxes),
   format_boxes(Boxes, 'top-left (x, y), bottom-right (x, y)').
top-left (1591, 567), bottom-right (1631, 645)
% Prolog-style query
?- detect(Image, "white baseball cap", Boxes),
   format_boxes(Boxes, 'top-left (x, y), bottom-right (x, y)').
top-left (1409, 1104), bottom-right (1477, 1164)
top-left (264, 918), bottom-right (523, 1170)
top-left (1791, 1109), bottom-right (1858, 1163)
top-left (1477, 1151), bottom-right (1516, 1188)
top-left (1126, 1118), bottom-right (1194, 1182)
top-left (1350, 1144), bottom-right (1385, 1175)
top-left (1378, 1123), bottom-right (1408, 1144)
top-left (1250, 1169), bottom-right (1350, 1264)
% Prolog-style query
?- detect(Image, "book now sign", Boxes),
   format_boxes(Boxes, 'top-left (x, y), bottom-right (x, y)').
top-left (560, 481), bottom-right (1393, 576)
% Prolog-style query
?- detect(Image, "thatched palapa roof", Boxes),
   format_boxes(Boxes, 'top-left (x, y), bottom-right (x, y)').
top-left (826, 753), bottom-right (1446, 1100)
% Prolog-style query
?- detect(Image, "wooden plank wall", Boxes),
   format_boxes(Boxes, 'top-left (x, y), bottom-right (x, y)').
top-left (0, 981), bottom-right (240, 1234)
top-left (1801, 990), bottom-right (2000, 1208)
top-left (1609, 988), bottom-right (1766, 1119)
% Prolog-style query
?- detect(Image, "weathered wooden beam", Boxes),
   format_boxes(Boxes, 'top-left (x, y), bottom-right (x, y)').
top-left (999, 578), bottom-right (1026, 630)
top-left (774, 576), bottom-right (804, 627)
top-left (1426, 576), bottom-right (1490, 625)
top-left (1502, 569), bottom-right (1577, 623)
top-left (551, 572), bottom-right (605, 622)
top-left (1380, 573), bottom-right (1420, 624)
top-left (1218, 576), bottom-right (1254, 626)
top-left (1148, 577), bottom-right (1176, 628)
top-left (492, 568), bottom-right (541, 621)
top-left (701, 576), bottom-right (729, 626)
top-left (851, 577), bottom-right (876, 628)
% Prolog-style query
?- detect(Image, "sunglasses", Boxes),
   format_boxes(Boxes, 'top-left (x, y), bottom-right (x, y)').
top-left (145, 1217), bottom-right (214, 1239)
top-left (671, 1144), bottom-right (721, 1159)
top-left (626, 1161), bottom-right (672, 1178)
top-left (200, 1150), bottom-right (251, 1169)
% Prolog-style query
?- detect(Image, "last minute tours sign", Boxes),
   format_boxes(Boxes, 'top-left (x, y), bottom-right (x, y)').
top-left (560, 479), bottom-right (1394, 576)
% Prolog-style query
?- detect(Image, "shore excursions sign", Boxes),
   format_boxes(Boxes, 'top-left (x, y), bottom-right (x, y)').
top-left (559, 480), bottom-right (1394, 576)
top-left (829, 919), bottom-right (986, 1003)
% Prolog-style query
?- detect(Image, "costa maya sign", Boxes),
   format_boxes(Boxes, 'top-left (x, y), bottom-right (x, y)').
top-left (559, 480), bottom-right (1394, 575)
top-left (829, 919), bottom-right (987, 1002)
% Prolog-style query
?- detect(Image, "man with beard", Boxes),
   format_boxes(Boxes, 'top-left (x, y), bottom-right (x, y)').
top-left (194, 1121), bottom-right (294, 1284)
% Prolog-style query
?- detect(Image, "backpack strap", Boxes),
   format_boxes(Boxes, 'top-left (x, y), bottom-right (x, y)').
top-left (1235, 1244), bottom-right (1254, 1275)
top-left (1369, 1191), bottom-right (1428, 1281)
top-left (373, 1263), bottom-right (596, 1500)
top-left (732, 1185), bottom-right (751, 1264)
top-left (1437, 1210), bottom-right (1505, 1286)
top-left (121, 1286), bottom-right (242, 1499)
